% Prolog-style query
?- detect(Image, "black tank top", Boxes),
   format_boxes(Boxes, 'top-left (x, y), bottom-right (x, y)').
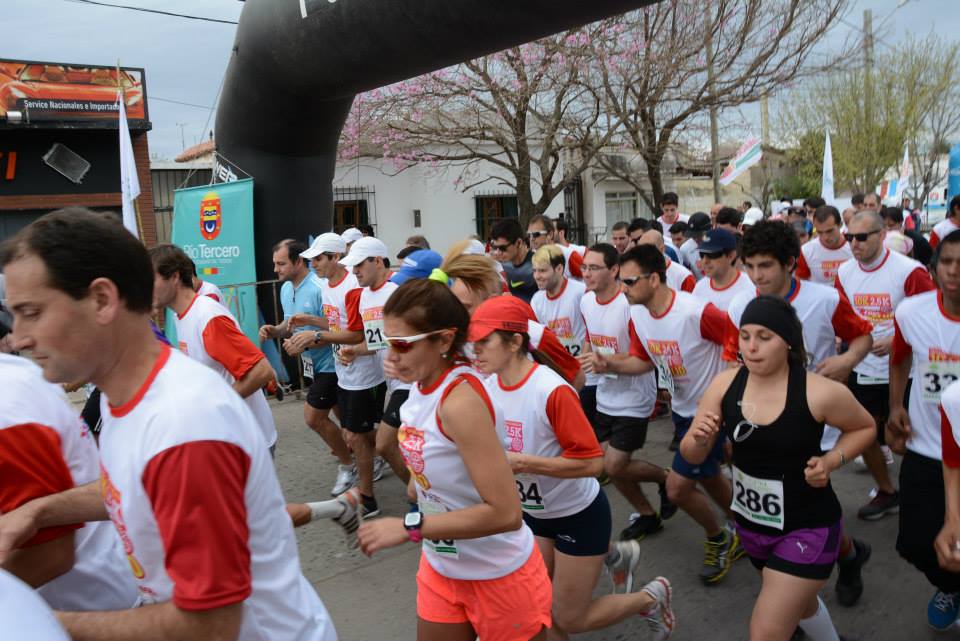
top-left (721, 364), bottom-right (841, 534)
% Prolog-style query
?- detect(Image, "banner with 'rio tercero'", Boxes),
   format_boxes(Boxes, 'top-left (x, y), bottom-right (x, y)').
top-left (165, 178), bottom-right (258, 345)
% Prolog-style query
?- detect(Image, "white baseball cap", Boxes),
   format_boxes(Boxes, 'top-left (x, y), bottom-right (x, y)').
top-left (341, 227), bottom-right (364, 244)
top-left (339, 236), bottom-right (389, 267)
top-left (462, 239), bottom-right (487, 256)
top-left (301, 233), bottom-right (346, 259)
top-left (742, 207), bottom-right (764, 227)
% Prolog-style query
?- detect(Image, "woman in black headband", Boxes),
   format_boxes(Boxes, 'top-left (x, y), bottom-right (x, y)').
top-left (680, 296), bottom-right (875, 641)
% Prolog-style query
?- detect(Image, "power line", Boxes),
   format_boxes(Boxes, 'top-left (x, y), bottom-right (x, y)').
top-left (63, 0), bottom-right (238, 24)
top-left (151, 96), bottom-right (214, 110)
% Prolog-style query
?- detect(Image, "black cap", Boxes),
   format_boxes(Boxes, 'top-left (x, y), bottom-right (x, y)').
top-left (687, 212), bottom-right (712, 233)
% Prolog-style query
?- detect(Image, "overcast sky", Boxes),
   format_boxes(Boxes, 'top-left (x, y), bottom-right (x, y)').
top-left (5, 0), bottom-right (959, 160)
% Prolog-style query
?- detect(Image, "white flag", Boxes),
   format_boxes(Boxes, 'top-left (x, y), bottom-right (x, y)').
top-left (118, 91), bottom-right (141, 237)
top-left (821, 131), bottom-right (835, 205)
top-left (895, 146), bottom-right (911, 202)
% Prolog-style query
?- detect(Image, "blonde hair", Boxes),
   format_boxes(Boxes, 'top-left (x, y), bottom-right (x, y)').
top-left (442, 241), bottom-right (502, 297)
top-left (532, 244), bottom-right (565, 269)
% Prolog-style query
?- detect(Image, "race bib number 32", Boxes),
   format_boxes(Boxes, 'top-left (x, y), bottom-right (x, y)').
top-left (731, 466), bottom-right (784, 530)
top-left (922, 361), bottom-right (960, 403)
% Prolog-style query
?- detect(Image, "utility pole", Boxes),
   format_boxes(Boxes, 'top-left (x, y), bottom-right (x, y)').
top-left (761, 95), bottom-right (770, 146)
top-left (863, 9), bottom-right (874, 191)
top-left (176, 123), bottom-right (187, 151)
top-left (706, 8), bottom-right (721, 203)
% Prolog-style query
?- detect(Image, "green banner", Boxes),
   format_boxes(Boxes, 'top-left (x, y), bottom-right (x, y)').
top-left (165, 178), bottom-right (258, 345)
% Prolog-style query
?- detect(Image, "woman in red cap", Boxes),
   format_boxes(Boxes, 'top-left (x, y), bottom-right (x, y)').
top-left (357, 277), bottom-right (553, 641)
top-left (470, 294), bottom-right (675, 641)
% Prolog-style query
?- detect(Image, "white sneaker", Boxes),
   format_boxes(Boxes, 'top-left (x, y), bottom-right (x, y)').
top-left (854, 455), bottom-right (867, 471)
top-left (331, 463), bottom-right (356, 496)
top-left (333, 488), bottom-right (361, 549)
top-left (605, 540), bottom-right (641, 594)
top-left (640, 577), bottom-right (675, 641)
top-left (373, 456), bottom-right (390, 482)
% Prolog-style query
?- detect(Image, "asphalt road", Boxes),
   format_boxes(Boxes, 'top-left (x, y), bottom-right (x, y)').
top-left (270, 393), bottom-right (950, 641)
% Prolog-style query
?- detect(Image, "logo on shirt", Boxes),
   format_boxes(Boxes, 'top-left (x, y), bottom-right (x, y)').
top-left (322, 304), bottom-right (341, 331)
top-left (398, 426), bottom-right (431, 490)
top-left (99, 464), bottom-right (147, 582)
top-left (199, 191), bottom-right (222, 241)
top-left (930, 348), bottom-right (960, 363)
top-left (361, 306), bottom-right (384, 322)
top-left (505, 420), bottom-right (524, 453)
top-left (820, 260), bottom-right (845, 280)
top-left (852, 293), bottom-right (893, 324)
top-left (646, 339), bottom-right (687, 376)
top-left (590, 335), bottom-right (619, 351)
top-left (547, 318), bottom-right (573, 339)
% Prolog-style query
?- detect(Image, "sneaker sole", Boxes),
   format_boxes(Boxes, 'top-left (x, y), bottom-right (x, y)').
top-left (859, 506), bottom-right (900, 520)
top-left (644, 577), bottom-right (675, 635)
top-left (620, 524), bottom-right (664, 541)
top-left (701, 564), bottom-right (732, 585)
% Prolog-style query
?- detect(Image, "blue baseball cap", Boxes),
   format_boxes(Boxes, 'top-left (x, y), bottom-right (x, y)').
top-left (391, 249), bottom-right (443, 285)
top-left (698, 228), bottom-right (738, 253)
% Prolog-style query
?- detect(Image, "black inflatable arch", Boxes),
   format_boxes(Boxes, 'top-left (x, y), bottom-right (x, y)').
top-left (215, 0), bottom-right (659, 282)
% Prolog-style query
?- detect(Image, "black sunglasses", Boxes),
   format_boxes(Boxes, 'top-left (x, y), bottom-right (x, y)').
top-left (844, 229), bottom-right (881, 243)
top-left (699, 250), bottom-right (725, 260)
top-left (490, 242), bottom-right (513, 253)
top-left (620, 274), bottom-right (654, 287)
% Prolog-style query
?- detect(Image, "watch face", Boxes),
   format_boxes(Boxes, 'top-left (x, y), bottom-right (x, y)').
top-left (404, 512), bottom-right (422, 528)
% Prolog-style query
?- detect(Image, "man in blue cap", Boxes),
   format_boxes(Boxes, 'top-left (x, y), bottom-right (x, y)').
top-left (692, 227), bottom-right (754, 311)
top-left (390, 249), bottom-right (443, 285)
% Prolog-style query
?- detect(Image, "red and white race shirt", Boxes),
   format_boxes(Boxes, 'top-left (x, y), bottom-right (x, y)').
top-left (319, 270), bottom-right (360, 384)
top-left (531, 278), bottom-right (595, 388)
top-left (836, 249), bottom-right (936, 381)
top-left (0, 570), bottom-right (70, 641)
top-left (659, 214), bottom-right (690, 243)
top-left (485, 364), bottom-right (602, 519)
top-left (692, 270), bottom-right (755, 311)
top-left (665, 258), bottom-right (696, 293)
top-left (0, 355), bottom-right (137, 612)
top-left (796, 238), bottom-right (852, 284)
top-left (580, 291), bottom-right (657, 418)
top-left (398, 363), bottom-right (534, 580)
top-left (558, 244), bottom-right (585, 280)
top-left (941, 380), bottom-right (960, 469)
top-left (930, 218), bottom-right (960, 249)
top-left (196, 280), bottom-right (223, 303)
top-left (98, 346), bottom-right (335, 640)
top-left (344, 280), bottom-right (394, 390)
top-left (893, 291), bottom-right (960, 461)
top-left (628, 290), bottom-right (728, 418)
top-left (174, 294), bottom-right (277, 447)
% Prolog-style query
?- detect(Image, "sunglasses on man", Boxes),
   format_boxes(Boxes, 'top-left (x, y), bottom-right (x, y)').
top-left (843, 229), bottom-right (881, 243)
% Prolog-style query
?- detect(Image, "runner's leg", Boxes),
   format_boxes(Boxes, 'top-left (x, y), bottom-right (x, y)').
top-left (750, 570), bottom-right (833, 641)
top-left (416, 619), bottom-right (476, 641)
top-left (666, 472), bottom-right (722, 537)
top-left (305, 404), bottom-right (352, 465)
top-left (375, 423), bottom-right (410, 483)
top-left (605, 447), bottom-right (656, 516)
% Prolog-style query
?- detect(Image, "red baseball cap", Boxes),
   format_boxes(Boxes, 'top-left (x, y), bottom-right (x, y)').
top-left (467, 296), bottom-right (536, 342)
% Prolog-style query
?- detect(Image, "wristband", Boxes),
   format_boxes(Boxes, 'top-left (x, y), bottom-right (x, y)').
top-left (314, 331), bottom-right (323, 346)
top-left (836, 449), bottom-right (846, 466)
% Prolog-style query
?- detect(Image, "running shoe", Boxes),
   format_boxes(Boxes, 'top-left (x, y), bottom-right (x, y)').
top-left (699, 530), bottom-right (737, 585)
top-left (597, 471), bottom-right (612, 486)
top-left (668, 433), bottom-right (681, 452)
top-left (333, 488), bottom-right (361, 549)
top-left (620, 513), bottom-right (663, 541)
top-left (605, 540), bottom-right (641, 594)
top-left (360, 494), bottom-right (380, 519)
top-left (857, 490), bottom-right (900, 520)
top-left (372, 456), bottom-right (389, 482)
top-left (725, 522), bottom-right (747, 561)
top-left (330, 463), bottom-right (356, 496)
top-left (928, 590), bottom-right (960, 631)
top-left (835, 538), bottom-right (871, 606)
top-left (658, 482), bottom-right (678, 520)
top-left (640, 577), bottom-right (675, 641)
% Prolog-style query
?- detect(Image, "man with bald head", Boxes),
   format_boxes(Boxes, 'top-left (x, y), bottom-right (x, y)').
top-left (639, 230), bottom-right (695, 293)
top-left (835, 210), bottom-right (936, 522)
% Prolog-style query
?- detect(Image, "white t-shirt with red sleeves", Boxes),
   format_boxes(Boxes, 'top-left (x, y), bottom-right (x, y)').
top-left (174, 294), bottom-right (277, 447)
top-left (0, 354), bottom-right (137, 612)
top-left (196, 280), bottom-right (223, 303)
top-left (893, 291), bottom-right (960, 461)
top-left (319, 270), bottom-right (360, 384)
top-left (930, 218), bottom-right (960, 249)
top-left (665, 258), bottom-right (696, 293)
top-left (398, 363), bottom-right (534, 580)
top-left (580, 290), bottom-right (657, 418)
top-left (344, 280), bottom-right (394, 390)
top-left (941, 379), bottom-right (960, 469)
top-left (485, 364), bottom-right (602, 519)
top-left (531, 278), bottom-right (596, 388)
top-left (558, 244), bottom-right (585, 280)
top-left (98, 345), bottom-right (335, 641)
top-left (692, 270), bottom-right (755, 311)
top-left (659, 214), bottom-right (689, 242)
top-left (797, 238), bottom-right (852, 284)
top-left (0, 569), bottom-right (70, 641)
top-left (628, 290), bottom-right (728, 418)
top-left (836, 249), bottom-right (936, 381)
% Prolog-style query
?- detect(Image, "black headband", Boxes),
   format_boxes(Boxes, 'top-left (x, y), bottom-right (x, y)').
top-left (740, 296), bottom-right (804, 353)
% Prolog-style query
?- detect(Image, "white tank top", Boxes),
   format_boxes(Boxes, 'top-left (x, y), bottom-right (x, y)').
top-left (485, 364), bottom-right (600, 519)
top-left (398, 363), bottom-right (533, 580)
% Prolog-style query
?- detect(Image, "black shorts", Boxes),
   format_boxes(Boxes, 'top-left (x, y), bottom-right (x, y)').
top-left (306, 372), bottom-right (339, 410)
top-left (337, 383), bottom-right (387, 433)
top-left (522, 490), bottom-right (611, 556)
top-left (579, 385), bottom-right (598, 426)
top-left (381, 388), bottom-right (410, 428)
top-left (847, 372), bottom-right (888, 442)
top-left (594, 412), bottom-right (648, 452)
